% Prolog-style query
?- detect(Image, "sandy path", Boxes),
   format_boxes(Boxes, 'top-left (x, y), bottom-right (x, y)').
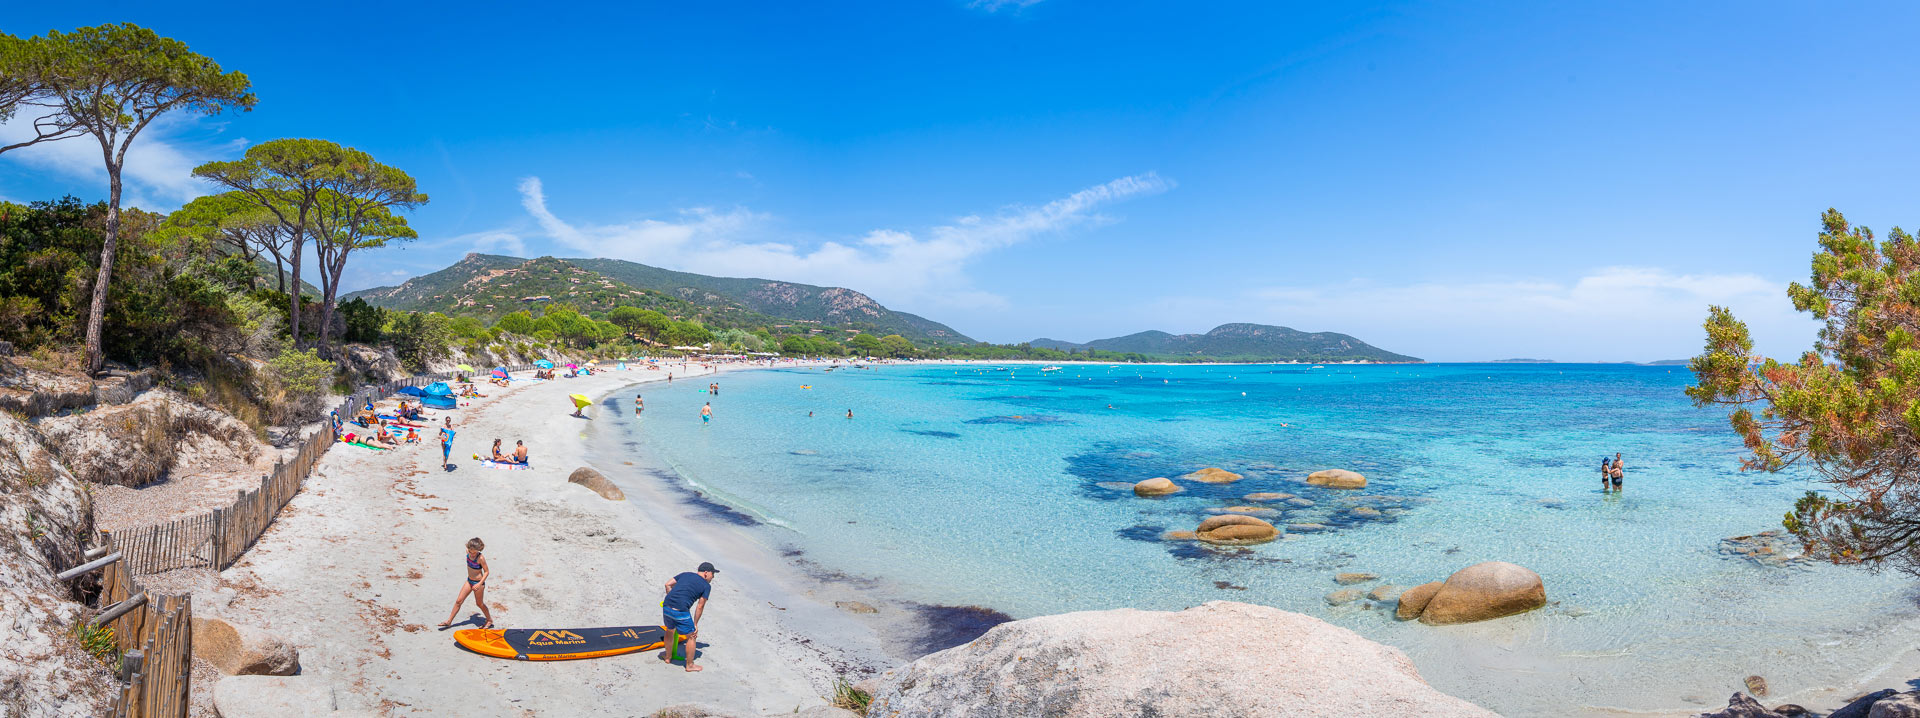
top-left (202, 362), bottom-right (888, 716)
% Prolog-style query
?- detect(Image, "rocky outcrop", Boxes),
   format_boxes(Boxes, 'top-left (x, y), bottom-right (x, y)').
top-left (1131, 477), bottom-right (1180, 496)
top-left (37, 389), bottom-right (260, 487)
top-left (567, 467), bottom-right (625, 501)
top-left (193, 616), bottom-right (299, 676)
top-left (863, 601), bottom-right (1498, 717)
top-left (1182, 467), bottom-right (1243, 484)
top-left (0, 411), bottom-right (113, 716)
top-left (1193, 515), bottom-right (1280, 545)
top-left (0, 360), bottom-right (95, 417)
top-left (1867, 691), bottom-right (1920, 718)
top-left (1411, 562), bottom-right (1546, 625)
top-left (1307, 469), bottom-right (1367, 489)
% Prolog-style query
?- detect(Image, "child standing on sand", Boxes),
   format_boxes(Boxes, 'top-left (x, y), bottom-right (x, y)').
top-left (439, 537), bottom-right (494, 629)
top-left (439, 418), bottom-right (455, 471)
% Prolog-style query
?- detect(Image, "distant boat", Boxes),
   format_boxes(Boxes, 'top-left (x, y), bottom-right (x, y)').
top-left (1041, 366), bottom-right (1062, 372)
top-left (1311, 365), bottom-right (1325, 369)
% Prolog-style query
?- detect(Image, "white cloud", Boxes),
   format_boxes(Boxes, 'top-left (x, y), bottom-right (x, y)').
top-left (0, 114), bottom-right (242, 212)
top-left (1140, 267), bottom-right (1816, 363)
top-left (512, 173), bottom-right (1170, 309)
top-left (969, 0), bottom-right (1044, 11)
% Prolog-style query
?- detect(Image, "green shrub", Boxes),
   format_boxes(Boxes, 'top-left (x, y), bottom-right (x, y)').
top-left (70, 620), bottom-right (119, 667)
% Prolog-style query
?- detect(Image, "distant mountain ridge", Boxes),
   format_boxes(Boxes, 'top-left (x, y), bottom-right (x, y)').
top-left (345, 253), bottom-right (973, 343)
top-left (1033, 323), bottom-right (1419, 363)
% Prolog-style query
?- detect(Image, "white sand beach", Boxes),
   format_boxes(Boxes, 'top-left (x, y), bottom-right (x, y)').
top-left (194, 362), bottom-right (899, 716)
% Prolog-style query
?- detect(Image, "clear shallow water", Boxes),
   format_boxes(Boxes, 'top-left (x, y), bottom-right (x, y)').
top-left (620, 363), bottom-right (1920, 716)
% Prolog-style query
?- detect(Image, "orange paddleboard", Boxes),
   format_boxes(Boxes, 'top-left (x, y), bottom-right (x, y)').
top-left (454, 626), bottom-right (666, 661)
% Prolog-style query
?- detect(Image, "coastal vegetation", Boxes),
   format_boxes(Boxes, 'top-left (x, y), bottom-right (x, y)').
top-left (1690, 208), bottom-right (1920, 574)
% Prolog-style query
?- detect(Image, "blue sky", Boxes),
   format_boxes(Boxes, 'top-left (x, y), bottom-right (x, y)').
top-left (5, 1), bottom-right (1918, 361)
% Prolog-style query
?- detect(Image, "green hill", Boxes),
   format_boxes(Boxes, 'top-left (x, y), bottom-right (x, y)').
top-left (342, 254), bottom-right (780, 328)
top-left (565, 257), bottom-right (970, 343)
top-left (1033, 323), bottom-right (1419, 363)
top-left (344, 253), bottom-right (974, 344)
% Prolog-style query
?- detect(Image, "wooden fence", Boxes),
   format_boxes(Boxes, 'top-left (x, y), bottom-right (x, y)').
top-left (86, 533), bottom-right (193, 718)
top-left (106, 364), bottom-right (539, 575)
top-left (63, 363), bottom-right (549, 718)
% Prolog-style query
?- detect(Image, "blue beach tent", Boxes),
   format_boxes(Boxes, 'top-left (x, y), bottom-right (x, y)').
top-left (420, 394), bottom-right (457, 410)
top-left (423, 382), bottom-right (453, 396)
top-left (396, 386), bottom-right (426, 398)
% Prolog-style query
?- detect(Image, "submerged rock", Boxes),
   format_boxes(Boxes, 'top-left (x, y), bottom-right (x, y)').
top-left (1307, 469), bottom-right (1367, 489)
top-left (1194, 515), bottom-right (1280, 545)
top-left (1183, 467), bottom-right (1244, 484)
top-left (862, 601), bottom-right (1499, 717)
top-left (836, 601), bottom-right (879, 614)
top-left (1287, 523), bottom-right (1328, 533)
top-left (1243, 492), bottom-right (1293, 502)
top-left (1419, 562), bottom-right (1547, 625)
top-left (1132, 477), bottom-right (1181, 496)
top-left (1334, 572), bottom-right (1379, 585)
top-left (1368, 585), bottom-right (1403, 602)
top-left (1744, 675), bottom-right (1769, 697)
top-left (1206, 506), bottom-right (1280, 517)
top-left (1325, 589), bottom-right (1364, 606)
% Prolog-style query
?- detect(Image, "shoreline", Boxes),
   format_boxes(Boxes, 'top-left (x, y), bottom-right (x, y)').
top-left (615, 360), bottom-right (1920, 718)
top-left (189, 360), bottom-right (894, 715)
top-left (181, 358), bottom-right (1920, 717)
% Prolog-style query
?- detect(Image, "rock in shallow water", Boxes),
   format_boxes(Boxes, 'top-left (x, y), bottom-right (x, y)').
top-left (863, 601), bottom-right (1499, 718)
top-left (1325, 589), bottom-right (1364, 606)
top-left (1194, 515), bottom-right (1280, 545)
top-left (1395, 581), bottom-right (1444, 621)
top-left (1183, 467), bottom-right (1244, 484)
top-left (1307, 469), bottom-right (1367, 489)
top-left (1419, 561), bottom-right (1547, 626)
top-left (1133, 477), bottom-right (1181, 496)
top-left (1698, 692), bottom-right (1788, 718)
top-left (1334, 572), bottom-right (1378, 585)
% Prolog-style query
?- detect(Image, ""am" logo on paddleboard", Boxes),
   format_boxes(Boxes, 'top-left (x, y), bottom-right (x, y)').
top-left (528, 630), bottom-right (586, 645)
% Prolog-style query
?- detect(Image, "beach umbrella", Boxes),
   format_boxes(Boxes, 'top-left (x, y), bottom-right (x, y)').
top-left (491, 368), bottom-right (509, 379)
top-left (455, 364), bottom-right (474, 372)
top-left (569, 394), bottom-right (591, 410)
top-left (567, 363), bottom-right (579, 370)
top-left (534, 360), bottom-right (555, 369)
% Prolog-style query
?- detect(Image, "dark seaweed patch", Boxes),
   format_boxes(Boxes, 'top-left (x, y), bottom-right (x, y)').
top-left (641, 468), bottom-right (760, 526)
top-left (1115, 524), bottom-right (1166, 543)
top-left (909, 604), bottom-right (1014, 655)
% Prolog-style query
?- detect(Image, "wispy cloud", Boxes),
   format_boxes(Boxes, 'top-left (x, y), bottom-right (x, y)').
top-left (512, 172), bottom-right (1170, 309)
top-left (1139, 267), bottom-right (1813, 362)
top-left (0, 114), bottom-right (244, 212)
top-left (969, 0), bottom-right (1044, 12)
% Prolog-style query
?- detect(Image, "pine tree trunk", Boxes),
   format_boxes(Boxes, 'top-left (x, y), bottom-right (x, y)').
top-left (316, 257), bottom-right (339, 356)
top-left (82, 163), bottom-right (122, 375)
top-left (287, 238), bottom-right (304, 347)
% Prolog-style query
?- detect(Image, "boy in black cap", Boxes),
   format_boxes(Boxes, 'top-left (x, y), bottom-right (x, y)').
top-left (661, 562), bottom-right (718, 671)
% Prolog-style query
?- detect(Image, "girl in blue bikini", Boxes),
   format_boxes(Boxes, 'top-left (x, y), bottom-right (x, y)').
top-left (439, 537), bottom-right (494, 629)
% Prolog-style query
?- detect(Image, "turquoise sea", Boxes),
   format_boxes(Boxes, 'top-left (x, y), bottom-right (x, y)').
top-left (616, 363), bottom-right (1919, 715)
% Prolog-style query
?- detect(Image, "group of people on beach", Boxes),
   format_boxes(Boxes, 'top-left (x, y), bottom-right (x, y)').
top-left (1600, 453), bottom-right (1626, 490)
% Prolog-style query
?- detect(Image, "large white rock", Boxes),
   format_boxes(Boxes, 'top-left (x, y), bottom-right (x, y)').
top-left (864, 601), bottom-right (1498, 718)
